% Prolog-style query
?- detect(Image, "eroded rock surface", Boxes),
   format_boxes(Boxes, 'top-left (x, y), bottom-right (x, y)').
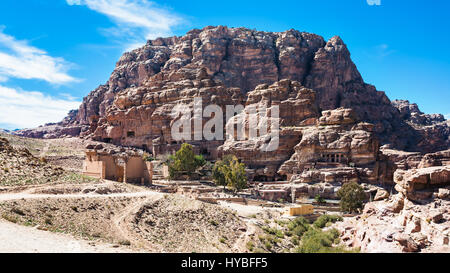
top-left (219, 79), bottom-right (318, 180)
top-left (336, 151), bottom-right (450, 253)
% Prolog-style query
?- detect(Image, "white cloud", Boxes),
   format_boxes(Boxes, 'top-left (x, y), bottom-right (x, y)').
top-left (66, 0), bottom-right (183, 50)
top-left (376, 44), bottom-right (395, 57)
top-left (445, 114), bottom-right (450, 120)
top-left (0, 29), bottom-right (78, 84)
top-left (0, 85), bottom-right (81, 129)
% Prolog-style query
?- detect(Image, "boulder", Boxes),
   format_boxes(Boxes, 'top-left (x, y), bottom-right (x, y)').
top-left (394, 166), bottom-right (450, 201)
top-left (374, 189), bottom-right (390, 201)
top-left (438, 188), bottom-right (450, 200)
top-left (393, 233), bottom-right (420, 253)
top-left (430, 211), bottom-right (444, 223)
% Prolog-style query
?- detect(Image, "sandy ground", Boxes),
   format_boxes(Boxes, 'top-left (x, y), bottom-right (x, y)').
top-left (0, 190), bottom-right (163, 202)
top-left (0, 184), bottom-right (164, 253)
top-left (0, 183), bottom-right (251, 253)
top-left (0, 219), bottom-right (132, 253)
top-left (218, 201), bottom-right (284, 217)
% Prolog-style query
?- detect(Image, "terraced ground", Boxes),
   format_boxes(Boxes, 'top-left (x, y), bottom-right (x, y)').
top-left (0, 134), bottom-right (356, 253)
top-left (0, 181), bottom-right (250, 253)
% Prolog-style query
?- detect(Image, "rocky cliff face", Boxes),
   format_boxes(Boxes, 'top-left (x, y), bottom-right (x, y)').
top-left (279, 108), bottom-right (383, 183)
top-left (219, 79), bottom-right (319, 181)
top-left (392, 100), bottom-right (446, 126)
top-left (336, 151), bottom-right (450, 253)
top-left (14, 26), bottom-right (449, 155)
top-left (391, 100), bottom-right (449, 153)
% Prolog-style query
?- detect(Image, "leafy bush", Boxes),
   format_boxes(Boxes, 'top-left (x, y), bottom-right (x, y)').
top-left (314, 194), bottom-right (326, 204)
top-left (263, 227), bottom-right (284, 238)
top-left (275, 229), bottom-right (285, 239)
top-left (287, 217), bottom-right (310, 237)
top-left (142, 153), bottom-right (155, 162)
top-left (246, 241), bottom-right (255, 251)
top-left (337, 182), bottom-right (367, 213)
top-left (212, 155), bottom-right (247, 192)
top-left (167, 144), bottom-right (206, 179)
top-left (295, 228), bottom-right (343, 253)
top-left (313, 215), bottom-right (343, 229)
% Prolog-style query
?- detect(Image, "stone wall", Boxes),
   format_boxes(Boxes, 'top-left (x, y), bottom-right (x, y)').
top-left (82, 147), bottom-right (153, 184)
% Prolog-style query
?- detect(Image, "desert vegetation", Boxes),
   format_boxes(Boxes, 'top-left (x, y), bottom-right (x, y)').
top-left (244, 214), bottom-right (358, 253)
top-left (167, 144), bottom-right (206, 180)
top-left (212, 155), bottom-right (247, 192)
top-left (337, 182), bottom-right (367, 213)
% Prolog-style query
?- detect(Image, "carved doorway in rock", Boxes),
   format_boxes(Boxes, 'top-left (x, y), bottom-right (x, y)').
top-left (116, 158), bottom-right (126, 183)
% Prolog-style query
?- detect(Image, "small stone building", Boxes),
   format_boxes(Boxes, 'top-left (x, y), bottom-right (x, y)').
top-left (82, 145), bottom-right (153, 184)
top-left (285, 205), bottom-right (314, 216)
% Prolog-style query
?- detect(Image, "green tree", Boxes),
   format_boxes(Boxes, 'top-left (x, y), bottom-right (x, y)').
top-left (337, 182), bottom-right (366, 213)
top-left (226, 157), bottom-right (247, 192)
top-left (314, 194), bottom-right (326, 204)
top-left (212, 155), bottom-right (247, 192)
top-left (212, 155), bottom-right (233, 190)
top-left (168, 143), bottom-right (205, 179)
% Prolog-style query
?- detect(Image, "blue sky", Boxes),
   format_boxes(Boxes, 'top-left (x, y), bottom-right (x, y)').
top-left (0, 0), bottom-right (448, 129)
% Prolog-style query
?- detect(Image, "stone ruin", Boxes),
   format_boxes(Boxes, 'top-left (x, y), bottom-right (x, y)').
top-left (82, 144), bottom-right (153, 185)
top-left (219, 80), bottom-right (390, 186)
top-left (279, 108), bottom-right (386, 184)
top-left (228, 101), bottom-right (393, 202)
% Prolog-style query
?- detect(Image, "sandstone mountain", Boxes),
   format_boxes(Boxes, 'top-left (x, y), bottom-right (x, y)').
top-left (5, 26), bottom-right (450, 253)
top-left (14, 26), bottom-right (448, 155)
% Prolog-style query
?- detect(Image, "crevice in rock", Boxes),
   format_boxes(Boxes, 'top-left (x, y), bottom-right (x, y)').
top-left (272, 34), bottom-right (281, 82)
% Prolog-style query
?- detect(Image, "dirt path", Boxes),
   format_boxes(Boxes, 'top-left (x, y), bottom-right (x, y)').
top-left (111, 194), bottom-right (163, 250)
top-left (218, 201), bottom-right (284, 217)
top-left (0, 186), bottom-right (259, 253)
top-left (0, 188), bottom-right (165, 253)
top-left (231, 219), bottom-right (257, 252)
top-left (39, 142), bottom-right (50, 157)
top-left (0, 219), bottom-right (133, 253)
top-left (0, 189), bottom-right (164, 202)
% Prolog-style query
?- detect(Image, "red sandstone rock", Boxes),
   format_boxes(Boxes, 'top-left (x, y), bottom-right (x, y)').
top-left (394, 166), bottom-right (450, 201)
top-left (12, 26), bottom-right (449, 155)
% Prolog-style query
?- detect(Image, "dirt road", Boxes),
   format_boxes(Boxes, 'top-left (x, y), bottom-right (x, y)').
top-left (0, 189), bottom-right (164, 202)
top-left (0, 219), bottom-right (133, 253)
top-left (0, 185), bottom-right (164, 253)
top-left (0, 183), bottom-right (253, 253)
